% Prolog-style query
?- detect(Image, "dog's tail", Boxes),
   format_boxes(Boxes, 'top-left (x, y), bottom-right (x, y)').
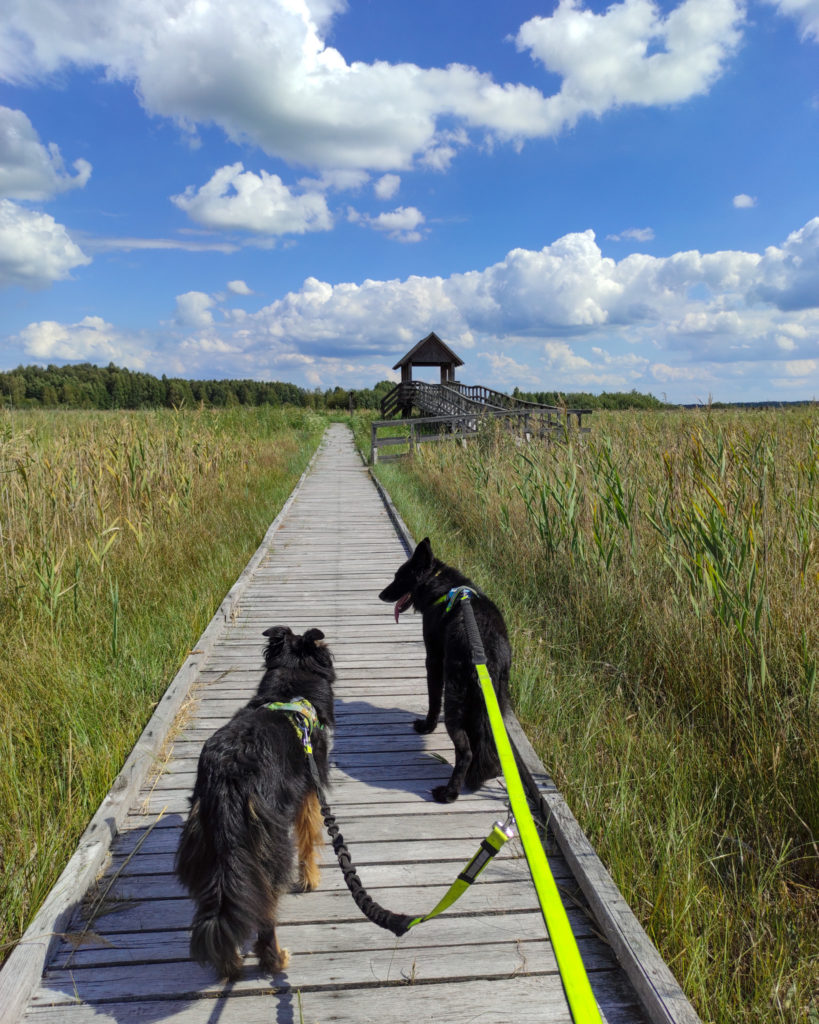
top-left (464, 674), bottom-right (504, 790)
top-left (176, 792), bottom-right (287, 980)
top-left (465, 724), bottom-right (502, 789)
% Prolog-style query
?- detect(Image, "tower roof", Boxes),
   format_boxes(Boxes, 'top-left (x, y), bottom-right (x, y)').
top-left (392, 332), bottom-right (464, 370)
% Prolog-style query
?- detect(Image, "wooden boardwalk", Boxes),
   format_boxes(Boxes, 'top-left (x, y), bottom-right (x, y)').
top-left (4, 423), bottom-right (701, 1024)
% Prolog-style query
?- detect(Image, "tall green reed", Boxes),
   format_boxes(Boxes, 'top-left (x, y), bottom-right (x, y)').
top-left (373, 407), bottom-right (818, 1024)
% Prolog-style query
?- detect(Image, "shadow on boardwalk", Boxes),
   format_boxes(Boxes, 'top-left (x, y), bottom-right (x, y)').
top-left (38, 812), bottom-right (314, 1024)
top-left (332, 696), bottom-right (455, 800)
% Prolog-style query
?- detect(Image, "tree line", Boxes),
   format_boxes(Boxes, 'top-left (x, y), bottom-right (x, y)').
top-left (512, 386), bottom-right (666, 410)
top-left (0, 362), bottom-right (674, 413)
top-left (0, 363), bottom-right (395, 411)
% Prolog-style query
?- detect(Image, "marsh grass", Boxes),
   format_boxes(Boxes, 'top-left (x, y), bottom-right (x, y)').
top-left (360, 408), bottom-right (819, 1024)
top-left (0, 405), bottom-right (326, 958)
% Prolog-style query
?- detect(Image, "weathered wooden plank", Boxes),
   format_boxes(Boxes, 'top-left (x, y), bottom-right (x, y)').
top-left (35, 927), bottom-right (608, 1005)
top-left (151, 759), bottom-right (454, 784)
top-left (107, 833), bottom-right (558, 869)
top-left (57, 879), bottom-right (566, 937)
top-left (24, 974), bottom-right (647, 1024)
top-left (147, 771), bottom-right (460, 799)
top-left (91, 855), bottom-right (553, 902)
top-left (48, 910), bottom-right (562, 967)
top-left (153, 744), bottom-right (456, 770)
top-left (119, 809), bottom-right (521, 842)
top-left (133, 784), bottom-right (510, 817)
top-left (186, 706), bottom-right (430, 727)
top-left (169, 734), bottom-right (455, 760)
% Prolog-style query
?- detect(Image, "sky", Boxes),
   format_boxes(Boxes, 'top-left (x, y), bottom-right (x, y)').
top-left (1, 0), bottom-right (818, 403)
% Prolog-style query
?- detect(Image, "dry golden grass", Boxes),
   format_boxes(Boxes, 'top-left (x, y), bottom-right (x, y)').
top-left (0, 405), bottom-right (326, 959)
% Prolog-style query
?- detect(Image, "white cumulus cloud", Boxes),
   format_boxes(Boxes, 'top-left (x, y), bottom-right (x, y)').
top-left (0, 198), bottom-right (90, 288)
top-left (16, 315), bottom-right (144, 365)
top-left (783, 358), bottom-right (818, 376)
top-left (0, 106), bottom-right (91, 200)
top-left (768, 0), bottom-right (819, 41)
top-left (733, 193), bottom-right (757, 208)
top-left (366, 206), bottom-right (425, 242)
top-left (607, 226), bottom-right (655, 242)
top-left (172, 163), bottom-right (333, 235)
top-left (374, 174), bottom-right (401, 200)
top-left (0, 0), bottom-right (747, 174)
top-left (516, 0), bottom-right (744, 125)
top-left (11, 216), bottom-right (819, 400)
top-left (650, 362), bottom-right (714, 382)
top-left (173, 291), bottom-right (215, 328)
top-left (234, 217), bottom-right (819, 380)
top-left (227, 279), bottom-right (253, 295)
top-left (751, 217), bottom-right (819, 310)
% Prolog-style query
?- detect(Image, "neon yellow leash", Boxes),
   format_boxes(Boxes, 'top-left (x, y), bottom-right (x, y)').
top-left (449, 587), bottom-right (603, 1024)
top-left (404, 818), bottom-right (514, 930)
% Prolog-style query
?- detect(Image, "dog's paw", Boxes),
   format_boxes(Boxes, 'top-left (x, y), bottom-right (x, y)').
top-left (256, 942), bottom-right (290, 975)
top-left (298, 866), bottom-right (321, 891)
top-left (431, 784), bottom-right (458, 804)
top-left (261, 947), bottom-right (290, 974)
top-left (220, 953), bottom-right (244, 982)
top-left (413, 717), bottom-right (436, 734)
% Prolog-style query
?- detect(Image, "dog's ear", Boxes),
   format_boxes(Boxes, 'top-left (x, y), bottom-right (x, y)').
top-left (303, 628), bottom-right (325, 646)
top-left (411, 537), bottom-right (433, 570)
top-left (263, 625), bottom-right (293, 639)
top-left (263, 625), bottom-right (292, 665)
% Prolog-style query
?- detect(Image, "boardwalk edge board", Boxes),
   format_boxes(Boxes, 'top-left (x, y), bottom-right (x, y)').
top-left (0, 433), bottom-right (327, 1024)
top-left (365, 454), bottom-right (703, 1024)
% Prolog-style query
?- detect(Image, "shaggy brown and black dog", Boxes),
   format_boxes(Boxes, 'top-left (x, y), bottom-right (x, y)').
top-left (175, 626), bottom-right (334, 980)
top-left (379, 538), bottom-right (511, 803)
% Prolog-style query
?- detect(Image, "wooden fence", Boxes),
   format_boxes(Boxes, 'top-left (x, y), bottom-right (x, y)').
top-left (370, 408), bottom-right (590, 463)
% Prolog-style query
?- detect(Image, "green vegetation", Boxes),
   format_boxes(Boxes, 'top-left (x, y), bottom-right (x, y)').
top-left (2, 361), bottom-right (681, 415)
top-left (0, 362), bottom-right (395, 412)
top-left (512, 387), bottom-right (667, 410)
top-left (359, 408), bottom-right (818, 1024)
top-left (0, 405), bottom-right (326, 961)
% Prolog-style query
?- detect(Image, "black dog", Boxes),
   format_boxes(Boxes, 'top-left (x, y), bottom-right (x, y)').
top-left (175, 626), bottom-right (334, 981)
top-left (379, 538), bottom-right (511, 803)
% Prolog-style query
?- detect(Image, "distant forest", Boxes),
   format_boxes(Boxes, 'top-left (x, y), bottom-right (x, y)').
top-left (0, 361), bottom-right (682, 412)
top-left (512, 386), bottom-right (665, 410)
top-left (0, 362), bottom-right (394, 411)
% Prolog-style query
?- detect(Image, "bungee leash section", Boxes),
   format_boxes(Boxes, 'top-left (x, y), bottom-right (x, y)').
top-left (267, 697), bottom-right (515, 937)
top-left (454, 589), bottom-right (603, 1024)
top-left (308, 751), bottom-right (515, 937)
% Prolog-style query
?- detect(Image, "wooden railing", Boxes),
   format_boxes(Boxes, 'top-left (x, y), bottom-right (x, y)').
top-left (370, 404), bottom-right (590, 463)
top-left (379, 381), bottom-right (592, 432)
top-left (380, 381), bottom-right (494, 420)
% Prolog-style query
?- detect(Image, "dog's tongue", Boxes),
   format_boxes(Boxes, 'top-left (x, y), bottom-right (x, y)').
top-left (394, 593), bottom-right (412, 623)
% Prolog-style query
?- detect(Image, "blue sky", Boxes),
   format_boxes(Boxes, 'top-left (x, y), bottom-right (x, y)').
top-left (1, 0), bottom-right (818, 402)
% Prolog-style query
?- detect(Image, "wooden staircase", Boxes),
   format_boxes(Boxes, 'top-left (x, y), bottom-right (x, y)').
top-left (380, 381), bottom-right (589, 424)
top-left (373, 382), bottom-right (591, 462)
